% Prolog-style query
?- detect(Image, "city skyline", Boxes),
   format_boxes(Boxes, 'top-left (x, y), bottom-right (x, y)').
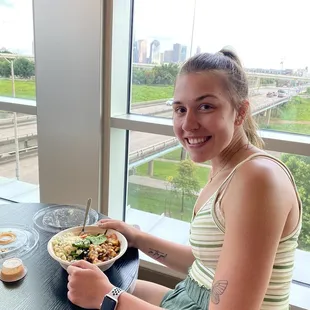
top-left (1, 0), bottom-right (310, 70)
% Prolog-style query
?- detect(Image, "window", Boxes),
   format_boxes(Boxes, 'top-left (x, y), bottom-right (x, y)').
top-left (0, 0), bottom-right (35, 100)
top-left (116, 0), bottom-right (310, 305)
top-left (0, 0), bottom-right (38, 203)
top-left (126, 0), bottom-right (310, 246)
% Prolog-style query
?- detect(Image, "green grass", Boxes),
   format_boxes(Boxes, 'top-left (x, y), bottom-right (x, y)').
top-left (131, 84), bottom-right (174, 103)
top-left (264, 123), bottom-right (310, 135)
top-left (279, 97), bottom-right (310, 121)
top-left (128, 183), bottom-right (195, 222)
top-left (259, 97), bottom-right (310, 135)
top-left (0, 79), bottom-right (174, 104)
top-left (160, 148), bottom-right (183, 160)
top-left (135, 160), bottom-right (210, 187)
top-left (0, 79), bottom-right (36, 99)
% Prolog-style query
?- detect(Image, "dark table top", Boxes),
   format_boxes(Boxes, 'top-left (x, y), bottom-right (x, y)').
top-left (0, 203), bottom-right (139, 310)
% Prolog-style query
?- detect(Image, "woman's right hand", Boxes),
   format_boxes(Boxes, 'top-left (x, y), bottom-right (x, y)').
top-left (97, 219), bottom-right (142, 248)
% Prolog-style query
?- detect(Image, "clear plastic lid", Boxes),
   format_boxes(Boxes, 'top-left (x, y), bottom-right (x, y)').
top-left (0, 224), bottom-right (39, 264)
top-left (32, 204), bottom-right (99, 233)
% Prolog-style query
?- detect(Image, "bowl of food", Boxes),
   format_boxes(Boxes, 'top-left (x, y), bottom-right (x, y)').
top-left (47, 226), bottom-right (128, 271)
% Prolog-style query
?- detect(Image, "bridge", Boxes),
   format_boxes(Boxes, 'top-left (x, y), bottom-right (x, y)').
top-left (132, 62), bottom-right (310, 82)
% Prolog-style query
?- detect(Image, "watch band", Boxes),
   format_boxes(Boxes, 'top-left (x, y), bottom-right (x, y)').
top-left (100, 287), bottom-right (124, 310)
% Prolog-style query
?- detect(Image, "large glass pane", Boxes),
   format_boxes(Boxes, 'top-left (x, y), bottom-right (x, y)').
top-left (126, 131), bottom-right (209, 247)
top-left (0, 111), bottom-right (39, 203)
top-left (130, 0), bottom-right (310, 136)
top-left (130, 0), bottom-right (195, 118)
top-left (0, 0), bottom-right (35, 100)
top-left (125, 132), bottom-right (309, 255)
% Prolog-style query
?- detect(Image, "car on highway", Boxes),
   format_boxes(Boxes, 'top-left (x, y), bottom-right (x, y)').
top-left (278, 89), bottom-right (289, 98)
top-left (166, 98), bottom-right (174, 106)
top-left (266, 92), bottom-right (277, 98)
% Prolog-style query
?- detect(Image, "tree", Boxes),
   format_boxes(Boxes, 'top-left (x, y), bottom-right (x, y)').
top-left (132, 63), bottom-right (179, 85)
top-left (0, 60), bottom-right (10, 77)
top-left (281, 154), bottom-right (310, 251)
top-left (171, 159), bottom-right (200, 219)
top-left (14, 57), bottom-right (35, 78)
top-left (152, 63), bottom-right (179, 85)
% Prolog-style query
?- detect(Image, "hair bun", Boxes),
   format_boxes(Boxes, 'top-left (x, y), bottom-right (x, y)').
top-left (218, 46), bottom-right (242, 67)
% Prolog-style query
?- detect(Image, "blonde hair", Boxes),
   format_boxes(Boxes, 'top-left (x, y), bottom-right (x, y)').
top-left (179, 48), bottom-right (264, 149)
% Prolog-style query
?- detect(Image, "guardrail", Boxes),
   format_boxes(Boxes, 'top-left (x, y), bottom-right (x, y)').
top-left (252, 97), bottom-right (290, 116)
top-left (129, 137), bottom-right (179, 164)
top-left (0, 146), bottom-right (38, 164)
top-left (0, 138), bottom-right (180, 165)
top-left (0, 115), bottom-right (37, 127)
top-left (0, 133), bottom-right (36, 143)
top-left (132, 98), bottom-right (168, 109)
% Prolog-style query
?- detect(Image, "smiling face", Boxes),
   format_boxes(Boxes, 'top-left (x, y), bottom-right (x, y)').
top-left (173, 72), bottom-right (239, 163)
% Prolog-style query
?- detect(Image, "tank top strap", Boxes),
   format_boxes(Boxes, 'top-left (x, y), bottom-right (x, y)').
top-left (215, 153), bottom-right (301, 207)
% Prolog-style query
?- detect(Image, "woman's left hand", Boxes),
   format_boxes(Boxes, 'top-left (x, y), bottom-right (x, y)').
top-left (67, 260), bottom-right (114, 309)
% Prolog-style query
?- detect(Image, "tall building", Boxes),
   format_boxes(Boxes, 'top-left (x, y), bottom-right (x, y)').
top-left (164, 50), bottom-right (173, 63)
top-left (196, 46), bottom-right (202, 55)
top-left (133, 40), bottom-right (139, 63)
top-left (173, 43), bottom-right (182, 63)
top-left (160, 52), bottom-right (164, 64)
top-left (137, 40), bottom-right (147, 63)
top-left (180, 45), bottom-right (187, 62)
top-left (149, 40), bottom-right (160, 64)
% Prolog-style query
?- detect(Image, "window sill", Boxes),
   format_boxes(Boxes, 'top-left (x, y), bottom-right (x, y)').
top-left (0, 96), bottom-right (37, 115)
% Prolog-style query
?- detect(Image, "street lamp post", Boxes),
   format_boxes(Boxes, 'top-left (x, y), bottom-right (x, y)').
top-left (2, 56), bottom-right (20, 180)
top-left (189, 0), bottom-right (197, 57)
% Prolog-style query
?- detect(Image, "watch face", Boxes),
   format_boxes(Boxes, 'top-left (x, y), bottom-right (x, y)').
top-left (102, 296), bottom-right (117, 310)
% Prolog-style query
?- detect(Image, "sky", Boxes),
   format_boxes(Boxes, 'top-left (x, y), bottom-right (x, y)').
top-left (0, 0), bottom-right (309, 70)
top-left (0, 0), bottom-right (33, 55)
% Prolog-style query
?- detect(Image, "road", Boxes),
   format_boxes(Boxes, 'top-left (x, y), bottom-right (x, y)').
top-left (0, 86), bottom-right (294, 184)
top-left (138, 87), bottom-right (283, 119)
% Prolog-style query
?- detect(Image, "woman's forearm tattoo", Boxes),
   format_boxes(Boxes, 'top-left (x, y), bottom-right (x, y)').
top-left (148, 248), bottom-right (167, 260)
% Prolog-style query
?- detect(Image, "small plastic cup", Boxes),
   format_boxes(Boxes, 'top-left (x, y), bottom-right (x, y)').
top-left (0, 258), bottom-right (27, 282)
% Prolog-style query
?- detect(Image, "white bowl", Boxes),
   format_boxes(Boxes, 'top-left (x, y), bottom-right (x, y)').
top-left (47, 226), bottom-right (128, 271)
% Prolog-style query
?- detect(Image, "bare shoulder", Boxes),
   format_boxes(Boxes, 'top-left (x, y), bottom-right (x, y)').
top-left (222, 154), bottom-right (297, 219)
top-left (235, 155), bottom-right (293, 191)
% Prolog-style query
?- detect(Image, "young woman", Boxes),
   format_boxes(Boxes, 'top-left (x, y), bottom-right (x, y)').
top-left (67, 49), bottom-right (302, 310)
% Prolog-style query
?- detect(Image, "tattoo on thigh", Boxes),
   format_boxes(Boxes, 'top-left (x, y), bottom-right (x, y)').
top-left (211, 280), bottom-right (228, 304)
top-left (148, 248), bottom-right (167, 260)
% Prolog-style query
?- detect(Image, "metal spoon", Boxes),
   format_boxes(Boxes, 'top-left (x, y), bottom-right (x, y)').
top-left (79, 198), bottom-right (92, 235)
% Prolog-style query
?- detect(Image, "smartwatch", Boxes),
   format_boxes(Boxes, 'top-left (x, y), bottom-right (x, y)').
top-left (100, 287), bottom-right (124, 310)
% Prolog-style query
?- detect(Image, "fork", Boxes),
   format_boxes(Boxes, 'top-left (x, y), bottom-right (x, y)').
top-left (79, 198), bottom-right (92, 236)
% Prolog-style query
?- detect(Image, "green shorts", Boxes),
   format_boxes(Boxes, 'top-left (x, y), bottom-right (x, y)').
top-left (160, 276), bottom-right (210, 310)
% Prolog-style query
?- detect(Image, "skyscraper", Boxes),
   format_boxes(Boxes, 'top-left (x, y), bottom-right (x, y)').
top-left (137, 40), bottom-right (147, 63)
top-left (164, 50), bottom-right (173, 63)
top-left (196, 46), bottom-right (202, 55)
top-left (149, 40), bottom-right (160, 64)
top-left (173, 43), bottom-right (182, 63)
top-left (133, 40), bottom-right (139, 63)
top-left (180, 45), bottom-right (187, 62)
top-left (160, 53), bottom-right (164, 64)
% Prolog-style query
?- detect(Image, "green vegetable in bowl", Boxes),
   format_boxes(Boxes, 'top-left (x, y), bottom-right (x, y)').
top-left (86, 234), bottom-right (107, 245)
top-left (72, 239), bottom-right (91, 249)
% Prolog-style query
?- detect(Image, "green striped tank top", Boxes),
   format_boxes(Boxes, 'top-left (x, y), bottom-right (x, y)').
top-left (188, 154), bottom-right (302, 310)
